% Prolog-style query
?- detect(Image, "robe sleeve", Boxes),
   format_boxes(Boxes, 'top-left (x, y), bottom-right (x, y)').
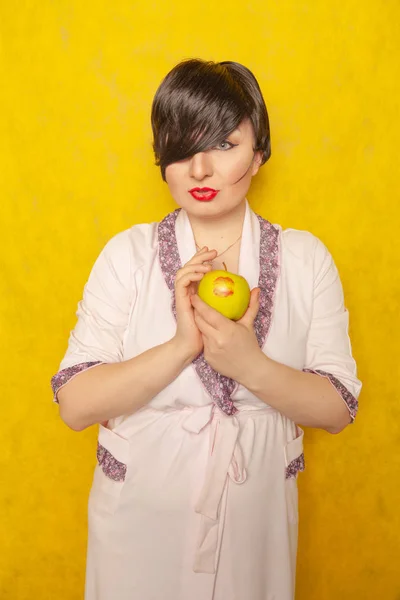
top-left (302, 237), bottom-right (362, 422)
top-left (51, 231), bottom-right (135, 402)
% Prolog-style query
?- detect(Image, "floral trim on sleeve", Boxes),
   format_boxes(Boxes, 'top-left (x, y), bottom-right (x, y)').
top-left (51, 361), bottom-right (103, 403)
top-left (303, 368), bottom-right (358, 422)
top-left (97, 443), bottom-right (127, 482)
top-left (286, 453), bottom-right (305, 479)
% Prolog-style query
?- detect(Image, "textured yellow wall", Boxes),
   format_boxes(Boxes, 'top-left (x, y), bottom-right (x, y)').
top-left (1, 1), bottom-right (399, 598)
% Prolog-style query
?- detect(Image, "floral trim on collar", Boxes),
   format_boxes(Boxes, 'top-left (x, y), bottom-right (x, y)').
top-left (158, 210), bottom-right (280, 416)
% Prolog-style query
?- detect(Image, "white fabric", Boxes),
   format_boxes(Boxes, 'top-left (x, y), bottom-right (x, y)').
top-left (57, 201), bottom-right (361, 600)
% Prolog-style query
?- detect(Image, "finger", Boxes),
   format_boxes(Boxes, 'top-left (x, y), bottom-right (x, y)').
top-left (193, 311), bottom-right (214, 338)
top-left (175, 273), bottom-right (204, 300)
top-left (186, 249), bottom-right (218, 266)
top-left (191, 294), bottom-right (227, 328)
top-left (238, 288), bottom-right (260, 327)
top-left (175, 273), bottom-right (205, 297)
top-left (175, 266), bottom-right (211, 289)
top-left (176, 263), bottom-right (212, 279)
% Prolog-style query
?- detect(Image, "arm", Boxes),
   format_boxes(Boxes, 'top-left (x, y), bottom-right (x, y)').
top-left (192, 236), bottom-right (361, 434)
top-left (57, 339), bottom-right (193, 431)
top-left (192, 293), bottom-right (349, 432)
top-left (239, 354), bottom-right (351, 434)
top-left (51, 230), bottom-right (158, 431)
top-left (52, 234), bottom-right (216, 431)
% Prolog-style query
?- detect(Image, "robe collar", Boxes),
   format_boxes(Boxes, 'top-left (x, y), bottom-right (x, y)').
top-left (158, 200), bottom-right (279, 415)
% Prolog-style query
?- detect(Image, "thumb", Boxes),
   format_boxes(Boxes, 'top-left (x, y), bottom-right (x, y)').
top-left (238, 287), bottom-right (260, 327)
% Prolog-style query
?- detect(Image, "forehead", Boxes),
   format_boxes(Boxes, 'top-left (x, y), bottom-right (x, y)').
top-left (228, 118), bottom-right (254, 138)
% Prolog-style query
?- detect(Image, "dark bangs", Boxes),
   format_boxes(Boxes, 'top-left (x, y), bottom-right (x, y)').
top-left (151, 59), bottom-right (271, 180)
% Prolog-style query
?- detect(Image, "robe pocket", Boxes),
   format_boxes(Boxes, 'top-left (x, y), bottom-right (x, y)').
top-left (90, 425), bottom-right (130, 516)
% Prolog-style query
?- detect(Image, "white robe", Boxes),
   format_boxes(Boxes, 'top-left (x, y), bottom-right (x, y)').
top-left (52, 201), bottom-right (361, 600)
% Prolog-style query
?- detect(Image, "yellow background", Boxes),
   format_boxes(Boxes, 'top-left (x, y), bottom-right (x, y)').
top-left (1, 1), bottom-right (399, 598)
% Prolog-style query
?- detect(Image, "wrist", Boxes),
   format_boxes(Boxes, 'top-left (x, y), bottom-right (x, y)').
top-left (238, 349), bottom-right (270, 390)
top-left (168, 336), bottom-right (198, 368)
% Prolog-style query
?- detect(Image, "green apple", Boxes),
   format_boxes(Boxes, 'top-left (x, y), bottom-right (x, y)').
top-left (197, 268), bottom-right (251, 320)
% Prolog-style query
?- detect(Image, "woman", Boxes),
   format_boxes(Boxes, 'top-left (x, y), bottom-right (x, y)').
top-left (51, 59), bottom-right (361, 600)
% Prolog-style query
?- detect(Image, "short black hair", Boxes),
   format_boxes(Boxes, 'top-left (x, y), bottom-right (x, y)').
top-left (151, 59), bottom-right (271, 180)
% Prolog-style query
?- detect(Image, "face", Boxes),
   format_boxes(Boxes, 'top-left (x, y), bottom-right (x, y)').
top-left (164, 119), bottom-right (262, 220)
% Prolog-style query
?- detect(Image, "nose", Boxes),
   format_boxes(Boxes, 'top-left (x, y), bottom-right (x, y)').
top-left (189, 152), bottom-right (213, 181)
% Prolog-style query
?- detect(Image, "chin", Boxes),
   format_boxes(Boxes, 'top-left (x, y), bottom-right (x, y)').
top-left (184, 196), bottom-right (245, 216)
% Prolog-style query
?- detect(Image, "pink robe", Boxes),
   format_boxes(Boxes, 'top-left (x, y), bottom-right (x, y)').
top-left (52, 201), bottom-right (361, 600)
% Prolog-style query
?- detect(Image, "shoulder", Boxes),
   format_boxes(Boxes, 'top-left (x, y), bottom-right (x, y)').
top-left (276, 225), bottom-right (337, 288)
top-left (102, 221), bottom-right (159, 263)
top-left (92, 221), bottom-right (159, 287)
top-left (278, 225), bottom-right (331, 267)
top-left (279, 226), bottom-right (318, 257)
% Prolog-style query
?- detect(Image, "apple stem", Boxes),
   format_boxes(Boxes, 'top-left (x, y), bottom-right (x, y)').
top-left (223, 261), bottom-right (227, 271)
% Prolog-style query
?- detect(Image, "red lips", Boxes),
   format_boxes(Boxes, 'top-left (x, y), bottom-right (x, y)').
top-left (189, 187), bottom-right (219, 201)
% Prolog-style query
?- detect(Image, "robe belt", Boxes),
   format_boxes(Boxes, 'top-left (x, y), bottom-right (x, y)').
top-left (182, 404), bottom-right (276, 574)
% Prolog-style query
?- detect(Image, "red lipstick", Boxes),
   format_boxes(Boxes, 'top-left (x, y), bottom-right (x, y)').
top-left (189, 187), bottom-right (219, 202)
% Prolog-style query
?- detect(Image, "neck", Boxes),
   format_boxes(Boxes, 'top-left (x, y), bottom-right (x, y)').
top-left (187, 200), bottom-right (246, 250)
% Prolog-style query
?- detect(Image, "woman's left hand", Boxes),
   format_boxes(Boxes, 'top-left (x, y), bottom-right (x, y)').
top-left (190, 288), bottom-right (262, 382)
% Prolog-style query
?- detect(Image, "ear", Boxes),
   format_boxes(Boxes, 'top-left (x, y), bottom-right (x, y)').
top-left (251, 151), bottom-right (263, 176)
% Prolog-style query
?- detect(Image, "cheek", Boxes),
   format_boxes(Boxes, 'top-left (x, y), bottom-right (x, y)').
top-left (220, 150), bottom-right (255, 186)
top-left (165, 165), bottom-right (182, 191)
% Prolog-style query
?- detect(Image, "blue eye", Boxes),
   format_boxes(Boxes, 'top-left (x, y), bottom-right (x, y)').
top-left (216, 140), bottom-right (237, 151)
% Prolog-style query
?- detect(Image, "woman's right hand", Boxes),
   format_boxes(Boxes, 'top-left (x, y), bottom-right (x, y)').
top-left (172, 247), bottom-right (217, 363)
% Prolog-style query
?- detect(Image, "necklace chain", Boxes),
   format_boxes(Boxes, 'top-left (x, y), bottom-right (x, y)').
top-left (195, 234), bottom-right (242, 259)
